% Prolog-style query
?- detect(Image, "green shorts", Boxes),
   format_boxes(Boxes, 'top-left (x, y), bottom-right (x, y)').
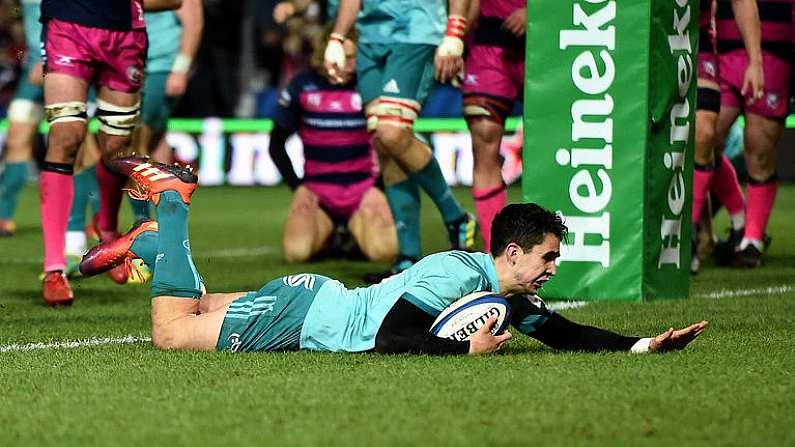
top-left (141, 71), bottom-right (181, 133)
top-left (216, 274), bottom-right (330, 353)
top-left (356, 43), bottom-right (436, 107)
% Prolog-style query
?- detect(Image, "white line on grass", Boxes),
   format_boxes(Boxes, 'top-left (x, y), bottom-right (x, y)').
top-left (695, 284), bottom-right (795, 299)
top-left (0, 335), bottom-right (151, 353)
top-left (0, 245), bottom-right (276, 265)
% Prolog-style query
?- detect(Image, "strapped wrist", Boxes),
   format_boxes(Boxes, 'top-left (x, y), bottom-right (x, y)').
top-left (329, 32), bottom-right (346, 43)
top-left (171, 53), bottom-right (192, 74)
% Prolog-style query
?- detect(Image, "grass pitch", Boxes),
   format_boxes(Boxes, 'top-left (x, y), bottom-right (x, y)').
top-left (1, 185), bottom-right (793, 447)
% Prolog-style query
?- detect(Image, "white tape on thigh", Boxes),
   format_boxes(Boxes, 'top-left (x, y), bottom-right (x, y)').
top-left (96, 98), bottom-right (140, 136)
top-left (8, 99), bottom-right (44, 124)
top-left (44, 101), bottom-right (88, 125)
top-left (374, 97), bottom-right (420, 128)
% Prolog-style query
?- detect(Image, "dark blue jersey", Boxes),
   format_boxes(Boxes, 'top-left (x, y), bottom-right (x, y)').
top-left (41, 0), bottom-right (145, 31)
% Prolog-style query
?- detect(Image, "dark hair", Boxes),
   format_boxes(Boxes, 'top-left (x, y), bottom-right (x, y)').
top-left (490, 203), bottom-right (567, 255)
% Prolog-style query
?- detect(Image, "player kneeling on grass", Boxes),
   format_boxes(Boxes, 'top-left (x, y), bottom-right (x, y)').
top-left (80, 156), bottom-right (708, 355)
top-left (269, 27), bottom-right (398, 263)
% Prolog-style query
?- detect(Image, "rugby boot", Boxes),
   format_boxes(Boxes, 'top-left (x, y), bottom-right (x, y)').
top-left (733, 243), bottom-right (763, 269)
top-left (0, 219), bottom-right (16, 237)
top-left (713, 227), bottom-right (744, 266)
top-left (110, 156), bottom-right (197, 205)
top-left (80, 219), bottom-right (159, 277)
top-left (43, 271), bottom-right (74, 307)
top-left (447, 212), bottom-right (478, 251)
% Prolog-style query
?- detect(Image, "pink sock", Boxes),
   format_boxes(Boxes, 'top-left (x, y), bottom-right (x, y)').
top-left (473, 183), bottom-right (507, 252)
top-left (40, 171), bottom-right (74, 272)
top-left (712, 153), bottom-right (744, 216)
top-left (692, 167), bottom-right (714, 223)
top-left (96, 161), bottom-right (127, 235)
top-left (745, 180), bottom-right (777, 240)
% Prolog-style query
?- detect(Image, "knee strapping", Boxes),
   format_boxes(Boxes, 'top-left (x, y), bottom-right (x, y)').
top-left (372, 97), bottom-right (421, 129)
top-left (96, 99), bottom-right (140, 136)
top-left (45, 101), bottom-right (87, 125)
top-left (463, 94), bottom-right (512, 125)
top-left (8, 99), bottom-right (44, 124)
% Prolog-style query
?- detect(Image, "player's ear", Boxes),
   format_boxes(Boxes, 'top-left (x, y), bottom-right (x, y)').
top-left (505, 242), bottom-right (523, 265)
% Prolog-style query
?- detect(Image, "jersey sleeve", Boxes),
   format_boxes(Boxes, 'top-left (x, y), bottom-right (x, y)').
top-left (272, 77), bottom-right (302, 132)
top-left (507, 295), bottom-right (554, 336)
top-left (402, 252), bottom-right (492, 316)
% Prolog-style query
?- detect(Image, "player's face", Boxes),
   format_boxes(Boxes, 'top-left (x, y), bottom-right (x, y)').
top-left (511, 233), bottom-right (561, 294)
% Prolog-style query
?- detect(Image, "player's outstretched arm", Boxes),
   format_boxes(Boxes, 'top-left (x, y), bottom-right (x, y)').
top-left (529, 313), bottom-right (708, 353)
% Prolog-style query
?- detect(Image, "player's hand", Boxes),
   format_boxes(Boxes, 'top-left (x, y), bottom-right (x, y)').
top-left (502, 7), bottom-right (527, 37)
top-left (273, 1), bottom-right (295, 24)
top-left (324, 34), bottom-right (346, 84)
top-left (434, 37), bottom-right (464, 84)
top-left (28, 62), bottom-right (43, 86)
top-left (468, 317), bottom-right (512, 355)
top-left (741, 59), bottom-right (764, 105)
top-left (648, 320), bottom-right (709, 353)
top-left (166, 71), bottom-right (188, 97)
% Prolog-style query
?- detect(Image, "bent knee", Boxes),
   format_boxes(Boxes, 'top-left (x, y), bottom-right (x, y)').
top-left (151, 327), bottom-right (186, 350)
top-left (283, 238), bottom-right (315, 263)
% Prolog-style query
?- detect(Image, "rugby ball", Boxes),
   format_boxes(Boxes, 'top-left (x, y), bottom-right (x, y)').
top-left (430, 292), bottom-right (511, 341)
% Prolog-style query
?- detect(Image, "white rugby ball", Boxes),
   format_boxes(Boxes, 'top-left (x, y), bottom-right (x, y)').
top-left (430, 291), bottom-right (511, 342)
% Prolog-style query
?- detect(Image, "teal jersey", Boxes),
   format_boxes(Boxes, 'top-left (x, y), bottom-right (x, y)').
top-left (144, 11), bottom-right (182, 73)
top-left (327, 0), bottom-right (339, 22)
top-left (22, 0), bottom-right (42, 64)
top-left (357, 0), bottom-right (446, 46)
top-left (300, 251), bottom-right (500, 352)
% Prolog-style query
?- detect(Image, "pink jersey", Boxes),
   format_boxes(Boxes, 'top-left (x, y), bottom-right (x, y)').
top-left (716, 0), bottom-right (794, 62)
top-left (480, 0), bottom-right (525, 20)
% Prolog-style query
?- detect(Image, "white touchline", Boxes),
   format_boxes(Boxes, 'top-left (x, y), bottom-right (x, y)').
top-left (0, 335), bottom-right (151, 353)
top-left (695, 284), bottom-right (795, 300)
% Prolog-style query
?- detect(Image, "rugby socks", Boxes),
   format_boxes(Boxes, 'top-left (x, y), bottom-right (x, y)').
top-left (96, 160), bottom-right (127, 235)
top-left (712, 153), bottom-right (745, 230)
top-left (40, 163), bottom-right (74, 272)
top-left (151, 191), bottom-right (202, 299)
top-left (745, 175), bottom-right (777, 242)
top-left (0, 161), bottom-right (30, 219)
top-left (68, 166), bottom-right (99, 232)
top-left (692, 163), bottom-right (714, 223)
top-left (130, 230), bottom-right (158, 268)
top-left (384, 179), bottom-right (422, 261)
top-left (472, 182), bottom-right (506, 252)
top-left (128, 197), bottom-right (151, 221)
top-left (411, 157), bottom-right (465, 224)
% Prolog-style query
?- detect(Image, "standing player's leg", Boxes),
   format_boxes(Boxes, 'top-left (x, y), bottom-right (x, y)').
top-left (0, 97), bottom-right (41, 236)
top-left (65, 135), bottom-right (102, 276)
top-left (368, 44), bottom-right (476, 252)
top-left (738, 112), bottom-right (783, 267)
top-left (282, 186), bottom-right (335, 262)
top-left (462, 45), bottom-right (522, 252)
top-left (348, 186), bottom-right (399, 262)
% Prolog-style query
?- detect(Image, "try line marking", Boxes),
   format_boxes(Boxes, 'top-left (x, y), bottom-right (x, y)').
top-left (0, 245), bottom-right (276, 266)
top-left (1, 285), bottom-right (792, 353)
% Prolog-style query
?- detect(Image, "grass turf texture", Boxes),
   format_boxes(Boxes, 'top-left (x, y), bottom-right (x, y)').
top-left (1, 184), bottom-right (793, 446)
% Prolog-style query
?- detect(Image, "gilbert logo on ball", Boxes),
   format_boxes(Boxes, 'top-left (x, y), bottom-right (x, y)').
top-left (430, 292), bottom-right (512, 342)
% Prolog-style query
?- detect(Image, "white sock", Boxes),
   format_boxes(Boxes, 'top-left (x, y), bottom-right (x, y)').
top-left (738, 237), bottom-right (762, 251)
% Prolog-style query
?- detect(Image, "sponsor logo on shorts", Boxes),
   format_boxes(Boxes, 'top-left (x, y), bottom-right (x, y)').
top-left (464, 74), bottom-right (479, 86)
top-left (766, 92), bottom-right (779, 110)
top-left (383, 79), bottom-right (400, 94)
top-left (282, 274), bottom-right (316, 290)
top-left (702, 61), bottom-right (716, 77)
top-left (228, 333), bottom-right (242, 352)
top-left (55, 55), bottom-right (75, 66)
top-left (127, 65), bottom-right (143, 85)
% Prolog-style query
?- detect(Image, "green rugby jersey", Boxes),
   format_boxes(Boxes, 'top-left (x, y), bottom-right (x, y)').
top-left (357, 0), bottom-right (446, 46)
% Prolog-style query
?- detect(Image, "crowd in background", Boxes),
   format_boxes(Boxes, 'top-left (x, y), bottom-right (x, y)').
top-left (0, 0), bottom-right (520, 120)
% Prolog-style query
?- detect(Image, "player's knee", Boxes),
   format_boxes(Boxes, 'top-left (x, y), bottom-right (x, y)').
top-left (151, 326), bottom-right (182, 350)
top-left (96, 98), bottom-right (140, 138)
top-left (283, 238), bottom-right (314, 263)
